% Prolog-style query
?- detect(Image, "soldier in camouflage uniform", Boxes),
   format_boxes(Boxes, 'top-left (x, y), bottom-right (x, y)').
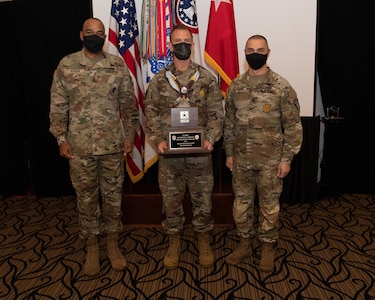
top-left (49, 18), bottom-right (138, 276)
top-left (144, 24), bottom-right (224, 269)
top-left (223, 35), bottom-right (303, 272)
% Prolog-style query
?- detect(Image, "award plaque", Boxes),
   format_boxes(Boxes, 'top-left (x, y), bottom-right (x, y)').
top-left (164, 107), bottom-right (210, 154)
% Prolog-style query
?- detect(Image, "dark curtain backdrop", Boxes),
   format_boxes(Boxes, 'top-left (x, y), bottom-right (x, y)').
top-left (317, 0), bottom-right (375, 194)
top-left (0, 0), bottom-right (92, 197)
top-left (1, 0), bottom-right (373, 201)
top-left (281, 117), bottom-right (320, 204)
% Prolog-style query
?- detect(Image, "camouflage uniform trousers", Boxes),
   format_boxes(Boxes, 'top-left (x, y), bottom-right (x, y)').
top-left (69, 152), bottom-right (124, 239)
top-left (158, 154), bottom-right (215, 235)
top-left (232, 161), bottom-right (281, 243)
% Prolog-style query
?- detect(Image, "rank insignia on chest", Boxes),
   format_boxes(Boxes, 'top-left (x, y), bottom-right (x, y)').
top-left (263, 104), bottom-right (271, 113)
top-left (199, 89), bottom-right (205, 98)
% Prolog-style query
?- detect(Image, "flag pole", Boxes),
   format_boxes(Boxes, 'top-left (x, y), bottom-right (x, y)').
top-left (217, 74), bottom-right (224, 193)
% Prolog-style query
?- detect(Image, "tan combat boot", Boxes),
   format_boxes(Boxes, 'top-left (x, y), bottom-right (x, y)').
top-left (164, 234), bottom-right (181, 269)
top-left (259, 242), bottom-right (275, 272)
top-left (198, 232), bottom-right (214, 268)
top-left (84, 237), bottom-right (100, 276)
top-left (225, 237), bottom-right (252, 265)
top-left (107, 232), bottom-right (127, 271)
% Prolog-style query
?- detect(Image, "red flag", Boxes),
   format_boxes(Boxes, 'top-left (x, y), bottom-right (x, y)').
top-left (108, 0), bottom-right (145, 183)
top-left (204, 0), bottom-right (239, 97)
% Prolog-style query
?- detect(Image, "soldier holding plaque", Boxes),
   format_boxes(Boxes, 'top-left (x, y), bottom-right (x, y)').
top-left (144, 24), bottom-right (224, 270)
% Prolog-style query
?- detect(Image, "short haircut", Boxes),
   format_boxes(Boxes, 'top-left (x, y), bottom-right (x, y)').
top-left (246, 34), bottom-right (269, 48)
top-left (170, 24), bottom-right (193, 40)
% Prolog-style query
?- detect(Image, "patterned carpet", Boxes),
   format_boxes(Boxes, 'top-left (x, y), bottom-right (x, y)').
top-left (1, 194), bottom-right (375, 299)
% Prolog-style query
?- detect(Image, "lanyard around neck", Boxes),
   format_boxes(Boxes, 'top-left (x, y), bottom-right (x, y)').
top-left (166, 70), bottom-right (200, 100)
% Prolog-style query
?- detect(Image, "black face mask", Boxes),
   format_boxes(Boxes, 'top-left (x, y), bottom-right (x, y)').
top-left (173, 42), bottom-right (191, 60)
top-left (83, 35), bottom-right (105, 53)
top-left (246, 53), bottom-right (268, 70)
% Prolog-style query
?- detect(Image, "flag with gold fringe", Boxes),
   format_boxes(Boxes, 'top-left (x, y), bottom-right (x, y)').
top-left (108, 0), bottom-right (145, 183)
top-left (204, 0), bottom-right (239, 97)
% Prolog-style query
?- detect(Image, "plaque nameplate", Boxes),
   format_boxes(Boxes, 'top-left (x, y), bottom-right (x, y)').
top-left (164, 126), bottom-right (210, 154)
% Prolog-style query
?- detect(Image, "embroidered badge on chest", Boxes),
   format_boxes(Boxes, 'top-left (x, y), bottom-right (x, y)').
top-left (263, 104), bottom-right (271, 113)
top-left (199, 89), bottom-right (205, 98)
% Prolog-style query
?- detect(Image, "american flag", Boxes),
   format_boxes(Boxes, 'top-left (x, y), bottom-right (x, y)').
top-left (108, 0), bottom-right (145, 183)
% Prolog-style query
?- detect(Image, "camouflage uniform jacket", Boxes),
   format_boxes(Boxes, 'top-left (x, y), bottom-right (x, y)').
top-left (224, 68), bottom-right (302, 165)
top-left (49, 49), bottom-right (138, 156)
top-left (145, 61), bottom-right (224, 148)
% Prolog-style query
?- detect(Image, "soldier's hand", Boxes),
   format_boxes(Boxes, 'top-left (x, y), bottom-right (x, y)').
top-left (124, 140), bottom-right (133, 154)
top-left (203, 140), bottom-right (213, 151)
top-left (59, 143), bottom-right (74, 159)
top-left (226, 156), bottom-right (233, 172)
top-left (157, 141), bottom-right (168, 154)
top-left (277, 162), bottom-right (291, 178)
